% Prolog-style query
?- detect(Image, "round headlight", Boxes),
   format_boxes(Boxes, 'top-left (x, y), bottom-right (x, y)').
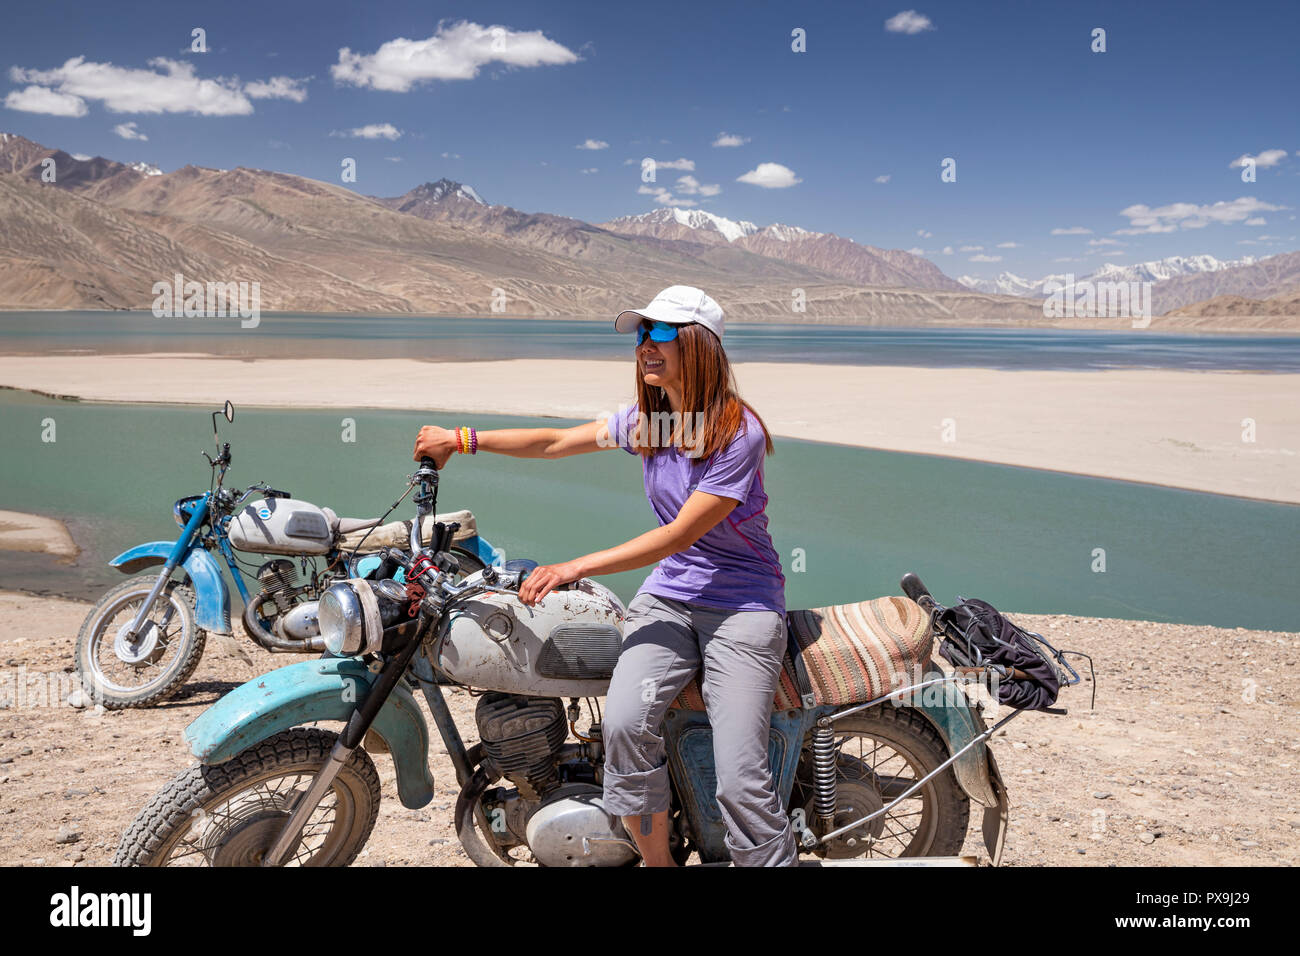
top-left (319, 583), bottom-right (363, 655)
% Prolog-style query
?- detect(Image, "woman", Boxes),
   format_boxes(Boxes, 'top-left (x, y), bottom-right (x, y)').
top-left (412, 285), bottom-right (796, 867)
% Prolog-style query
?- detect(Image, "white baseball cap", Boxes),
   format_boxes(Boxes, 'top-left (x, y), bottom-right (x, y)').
top-left (614, 285), bottom-right (724, 341)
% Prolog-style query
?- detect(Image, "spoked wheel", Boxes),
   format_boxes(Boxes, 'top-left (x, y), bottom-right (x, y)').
top-left (114, 729), bottom-right (381, 867)
top-left (792, 707), bottom-right (970, 860)
top-left (75, 574), bottom-right (206, 709)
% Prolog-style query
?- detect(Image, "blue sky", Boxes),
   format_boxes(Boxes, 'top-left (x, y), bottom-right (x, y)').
top-left (2, 0), bottom-right (1297, 280)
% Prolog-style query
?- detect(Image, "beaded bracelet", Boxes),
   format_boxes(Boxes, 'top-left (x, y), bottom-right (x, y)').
top-left (457, 426), bottom-right (478, 455)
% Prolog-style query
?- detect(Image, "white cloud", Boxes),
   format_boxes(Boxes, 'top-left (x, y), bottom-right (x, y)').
top-left (1087, 237), bottom-right (1122, 246)
top-left (916, 229), bottom-right (932, 238)
top-left (579, 167), bottom-right (598, 174)
top-left (1229, 149), bottom-right (1287, 169)
top-left (995, 241), bottom-right (1019, 248)
top-left (713, 132), bottom-right (749, 147)
top-left (113, 121), bottom-right (147, 141)
top-left (576, 139), bottom-right (607, 150)
top-left (941, 245), bottom-right (953, 255)
top-left (906, 246), bottom-right (925, 255)
top-left (884, 10), bottom-right (935, 34)
top-left (969, 253), bottom-right (1001, 262)
top-left (1051, 226), bottom-right (1092, 235)
top-left (9, 56), bottom-right (256, 115)
top-left (736, 162), bottom-right (801, 189)
top-left (959, 245), bottom-right (983, 252)
top-left (1052, 257), bottom-right (1083, 263)
top-left (385, 156), bottom-right (402, 162)
top-left (874, 174), bottom-right (891, 183)
top-left (70, 152), bottom-right (91, 160)
top-left (330, 123), bottom-right (402, 140)
top-left (1116, 196), bottom-right (1287, 234)
top-left (332, 20), bottom-right (579, 92)
top-left (1245, 217), bottom-right (1267, 225)
top-left (4, 84), bottom-right (88, 116)
top-left (638, 184), bottom-right (697, 208)
top-left (441, 151), bottom-right (461, 159)
top-left (675, 174), bottom-right (720, 197)
top-left (244, 75), bottom-right (310, 102)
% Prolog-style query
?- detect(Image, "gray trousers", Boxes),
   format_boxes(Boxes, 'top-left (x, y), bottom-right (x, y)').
top-left (601, 591), bottom-right (799, 867)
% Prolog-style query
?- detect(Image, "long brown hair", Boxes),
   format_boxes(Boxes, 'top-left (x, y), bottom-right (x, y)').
top-left (628, 323), bottom-right (775, 462)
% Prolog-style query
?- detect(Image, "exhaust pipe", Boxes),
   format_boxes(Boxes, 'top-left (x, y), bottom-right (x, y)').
top-left (242, 593), bottom-right (326, 653)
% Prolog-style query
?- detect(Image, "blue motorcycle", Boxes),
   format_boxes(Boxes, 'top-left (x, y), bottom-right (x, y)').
top-left (114, 457), bottom-right (1084, 867)
top-left (74, 402), bottom-right (499, 709)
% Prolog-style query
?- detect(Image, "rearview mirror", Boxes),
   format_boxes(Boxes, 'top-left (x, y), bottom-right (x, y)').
top-left (223, 400), bottom-right (235, 423)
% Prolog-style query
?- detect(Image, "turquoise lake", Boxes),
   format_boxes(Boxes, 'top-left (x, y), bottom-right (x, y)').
top-left (1, 389), bottom-right (1296, 632)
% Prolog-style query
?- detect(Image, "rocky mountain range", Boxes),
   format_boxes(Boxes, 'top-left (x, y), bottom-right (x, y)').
top-left (957, 253), bottom-right (1300, 313)
top-left (0, 132), bottom-right (1293, 324)
top-left (0, 133), bottom-right (1042, 321)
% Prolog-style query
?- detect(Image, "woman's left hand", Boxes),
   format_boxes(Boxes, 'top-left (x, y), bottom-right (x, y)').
top-left (518, 560), bottom-right (585, 606)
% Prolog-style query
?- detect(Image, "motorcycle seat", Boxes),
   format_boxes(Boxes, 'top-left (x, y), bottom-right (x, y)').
top-left (671, 595), bottom-right (934, 712)
top-left (322, 509), bottom-right (384, 535)
top-left (333, 508), bottom-right (480, 552)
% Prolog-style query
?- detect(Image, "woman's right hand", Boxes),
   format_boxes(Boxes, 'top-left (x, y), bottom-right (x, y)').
top-left (413, 425), bottom-right (460, 468)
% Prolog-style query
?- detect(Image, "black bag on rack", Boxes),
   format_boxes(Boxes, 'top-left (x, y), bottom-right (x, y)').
top-left (935, 598), bottom-right (1061, 711)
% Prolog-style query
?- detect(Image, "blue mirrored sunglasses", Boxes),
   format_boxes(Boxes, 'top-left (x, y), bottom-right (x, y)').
top-left (635, 320), bottom-right (681, 346)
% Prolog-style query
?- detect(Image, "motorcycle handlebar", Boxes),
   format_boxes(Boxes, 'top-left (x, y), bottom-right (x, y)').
top-left (900, 572), bottom-right (933, 605)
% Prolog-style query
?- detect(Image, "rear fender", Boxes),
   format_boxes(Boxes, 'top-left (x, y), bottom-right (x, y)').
top-left (110, 541), bottom-right (231, 634)
top-left (182, 656), bottom-right (434, 809)
top-left (982, 748), bottom-right (1009, 866)
top-left (899, 674), bottom-right (1000, 809)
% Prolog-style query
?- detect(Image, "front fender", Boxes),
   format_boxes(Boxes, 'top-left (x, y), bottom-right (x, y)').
top-left (111, 542), bottom-right (231, 634)
top-left (899, 672), bottom-right (1000, 809)
top-left (182, 657), bottom-right (434, 809)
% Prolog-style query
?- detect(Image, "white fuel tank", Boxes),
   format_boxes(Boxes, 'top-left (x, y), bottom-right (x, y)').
top-left (227, 498), bottom-right (334, 555)
top-left (434, 578), bottom-right (626, 697)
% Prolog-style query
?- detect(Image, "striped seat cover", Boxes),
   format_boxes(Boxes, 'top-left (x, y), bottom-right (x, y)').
top-left (670, 595), bottom-right (933, 712)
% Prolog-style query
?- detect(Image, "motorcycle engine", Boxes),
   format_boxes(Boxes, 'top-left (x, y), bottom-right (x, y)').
top-left (475, 693), bottom-right (567, 800)
top-left (252, 558), bottom-right (320, 643)
top-left (256, 559), bottom-right (299, 614)
top-left (475, 693), bottom-right (636, 866)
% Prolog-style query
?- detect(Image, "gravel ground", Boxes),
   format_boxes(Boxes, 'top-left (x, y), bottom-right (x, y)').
top-left (0, 590), bottom-right (1295, 867)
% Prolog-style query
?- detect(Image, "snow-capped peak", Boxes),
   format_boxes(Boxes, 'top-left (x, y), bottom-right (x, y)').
top-left (756, 223), bottom-right (823, 242)
top-left (611, 207), bottom-right (760, 242)
top-left (958, 254), bottom-right (1260, 297)
top-left (408, 178), bottom-right (486, 205)
top-left (1087, 255), bottom-right (1254, 284)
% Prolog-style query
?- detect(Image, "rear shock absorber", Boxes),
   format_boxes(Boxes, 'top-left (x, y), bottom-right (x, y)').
top-left (812, 721), bottom-right (838, 835)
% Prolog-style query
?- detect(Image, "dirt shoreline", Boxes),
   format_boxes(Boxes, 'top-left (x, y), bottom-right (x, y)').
top-left (0, 589), bottom-right (1294, 867)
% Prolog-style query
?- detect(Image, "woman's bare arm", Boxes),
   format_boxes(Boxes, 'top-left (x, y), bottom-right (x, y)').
top-left (413, 418), bottom-right (618, 465)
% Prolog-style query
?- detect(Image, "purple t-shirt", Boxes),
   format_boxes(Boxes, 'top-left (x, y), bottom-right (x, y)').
top-left (605, 402), bottom-right (786, 615)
